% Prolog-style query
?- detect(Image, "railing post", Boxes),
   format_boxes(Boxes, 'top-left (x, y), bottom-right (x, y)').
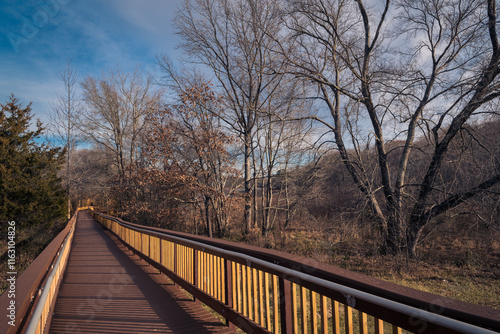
top-left (173, 242), bottom-right (177, 284)
top-left (279, 277), bottom-right (293, 334)
top-left (193, 249), bottom-right (198, 300)
top-left (148, 234), bottom-right (151, 259)
top-left (224, 259), bottom-right (236, 331)
top-left (160, 238), bottom-right (163, 268)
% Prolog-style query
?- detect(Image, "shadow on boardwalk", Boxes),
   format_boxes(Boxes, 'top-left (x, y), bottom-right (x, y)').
top-left (50, 211), bottom-right (232, 333)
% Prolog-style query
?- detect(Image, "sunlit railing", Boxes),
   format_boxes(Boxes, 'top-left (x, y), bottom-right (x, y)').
top-left (23, 219), bottom-right (75, 334)
top-left (90, 210), bottom-right (500, 334)
top-left (0, 209), bottom-right (84, 334)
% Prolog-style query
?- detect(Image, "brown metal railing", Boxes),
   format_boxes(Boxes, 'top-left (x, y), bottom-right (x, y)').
top-left (0, 209), bottom-right (87, 334)
top-left (90, 210), bottom-right (500, 334)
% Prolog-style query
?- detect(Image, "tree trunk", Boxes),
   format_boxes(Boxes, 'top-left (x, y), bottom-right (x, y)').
top-left (67, 152), bottom-right (71, 219)
top-left (244, 135), bottom-right (252, 233)
top-left (383, 222), bottom-right (401, 255)
top-left (253, 154), bottom-right (258, 229)
top-left (383, 207), bottom-right (403, 255)
top-left (262, 169), bottom-right (273, 236)
top-left (405, 214), bottom-right (427, 258)
top-left (205, 196), bottom-right (213, 238)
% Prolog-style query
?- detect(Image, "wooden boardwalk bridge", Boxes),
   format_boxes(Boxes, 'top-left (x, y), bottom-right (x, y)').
top-left (50, 211), bottom-right (231, 333)
top-left (1, 209), bottom-right (500, 334)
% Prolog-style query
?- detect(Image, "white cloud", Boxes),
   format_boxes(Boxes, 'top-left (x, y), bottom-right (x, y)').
top-left (0, 0), bottom-right (184, 128)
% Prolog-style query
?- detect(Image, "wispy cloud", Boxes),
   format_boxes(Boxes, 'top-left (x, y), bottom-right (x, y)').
top-left (0, 0), bottom-right (183, 127)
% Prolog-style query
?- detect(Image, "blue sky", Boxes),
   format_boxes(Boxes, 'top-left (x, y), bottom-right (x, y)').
top-left (0, 0), bottom-right (183, 125)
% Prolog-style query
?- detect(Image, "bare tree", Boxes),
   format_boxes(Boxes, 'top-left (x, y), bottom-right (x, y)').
top-left (280, 0), bottom-right (500, 256)
top-left (172, 0), bottom-right (289, 233)
top-left (80, 68), bottom-right (162, 185)
top-left (48, 61), bottom-right (82, 219)
top-left (254, 83), bottom-right (314, 235)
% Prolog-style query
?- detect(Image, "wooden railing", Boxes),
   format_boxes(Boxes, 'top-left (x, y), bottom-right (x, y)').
top-left (90, 210), bottom-right (500, 334)
top-left (0, 209), bottom-right (82, 334)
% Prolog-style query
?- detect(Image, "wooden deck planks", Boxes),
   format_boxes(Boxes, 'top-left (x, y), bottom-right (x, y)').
top-left (49, 211), bottom-right (232, 333)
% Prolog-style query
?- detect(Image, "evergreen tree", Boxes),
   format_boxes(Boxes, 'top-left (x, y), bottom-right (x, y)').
top-left (0, 95), bottom-right (67, 227)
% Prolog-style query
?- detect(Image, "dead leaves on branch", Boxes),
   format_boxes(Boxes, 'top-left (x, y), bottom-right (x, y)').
top-left (118, 80), bottom-right (239, 234)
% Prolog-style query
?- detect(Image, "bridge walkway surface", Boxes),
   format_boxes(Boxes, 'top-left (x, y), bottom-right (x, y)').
top-left (49, 211), bottom-right (232, 333)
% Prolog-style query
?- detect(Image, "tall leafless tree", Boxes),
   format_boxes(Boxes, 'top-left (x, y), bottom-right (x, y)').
top-left (48, 61), bottom-right (82, 219)
top-left (279, 0), bottom-right (500, 256)
top-left (80, 68), bottom-right (162, 185)
top-left (253, 82), bottom-right (314, 235)
top-left (172, 0), bottom-right (290, 233)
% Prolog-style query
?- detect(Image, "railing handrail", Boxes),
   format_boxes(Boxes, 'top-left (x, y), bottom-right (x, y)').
top-left (92, 211), bottom-right (500, 333)
top-left (0, 209), bottom-right (80, 334)
top-left (24, 217), bottom-right (75, 334)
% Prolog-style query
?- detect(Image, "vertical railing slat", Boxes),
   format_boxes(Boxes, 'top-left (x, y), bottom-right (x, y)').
top-left (345, 304), bottom-right (353, 334)
top-left (183, 246), bottom-right (186, 281)
top-left (242, 264), bottom-right (248, 317)
top-left (393, 324), bottom-right (403, 334)
top-left (210, 254), bottom-right (215, 297)
top-left (216, 255), bottom-right (220, 300)
top-left (193, 248), bottom-right (198, 296)
top-left (265, 272), bottom-right (271, 330)
top-left (273, 274), bottom-right (279, 333)
top-left (259, 270), bottom-right (265, 327)
top-left (237, 263), bottom-right (242, 313)
top-left (173, 242), bottom-right (177, 280)
top-left (202, 251), bottom-right (206, 292)
top-left (219, 257), bottom-right (223, 301)
top-left (301, 286), bottom-right (308, 334)
top-left (247, 265), bottom-right (253, 320)
top-left (279, 277), bottom-right (292, 334)
top-left (235, 262), bottom-right (240, 313)
top-left (232, 261), bottom-right (237, 312)
top-left (359, 311), bottom-right (368, 334)
top-left (292, 283), bottom-right (298, 334)
top-left (148, 234), bottom-right (151, 259)
top-left (374, 318), bottom-right (384, 334)
top-left (253, 268), bottom-right (259, 323)
top-left (311, 290), bottom-right (318, 334)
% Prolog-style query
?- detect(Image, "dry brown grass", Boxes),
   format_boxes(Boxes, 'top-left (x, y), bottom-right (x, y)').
top-left (227, 213), bottom-right (500, 310)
